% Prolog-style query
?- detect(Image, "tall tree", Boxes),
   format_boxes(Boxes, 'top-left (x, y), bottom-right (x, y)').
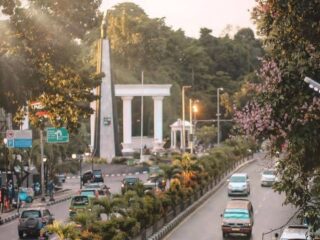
top-left (236, 0), bottom-right (320, 228)
top-left (0, 0), bottom-right (102, 131)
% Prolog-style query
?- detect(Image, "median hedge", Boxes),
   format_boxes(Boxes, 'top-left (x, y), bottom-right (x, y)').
top-left (45, 136), bottom-right (257, 240)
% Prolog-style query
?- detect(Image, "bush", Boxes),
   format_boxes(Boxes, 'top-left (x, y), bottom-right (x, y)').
top-left (112, 157), bottom-right (128, 164)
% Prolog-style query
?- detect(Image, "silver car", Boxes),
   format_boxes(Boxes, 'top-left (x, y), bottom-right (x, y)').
top-left (227, 173), bottom-right (250, 196)
top-left (261, 169), bottom-right (277, 187)
top-left (279, 225), bottom-right (310, 240)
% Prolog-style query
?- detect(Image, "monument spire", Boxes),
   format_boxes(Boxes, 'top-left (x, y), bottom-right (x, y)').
top-left (101, 10), bottom-right (108, 39)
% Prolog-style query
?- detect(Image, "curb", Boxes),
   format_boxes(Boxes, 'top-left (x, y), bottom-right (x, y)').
top-left (147, 158), bottom-right (257, 240)
top-left (0, 190), bottom-right (73, 225)
top-left (66, 170), bottom-right (149, 179)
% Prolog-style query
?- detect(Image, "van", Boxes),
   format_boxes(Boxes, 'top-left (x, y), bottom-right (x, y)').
top-left (279, 225), bottom-right (310, 240)
top-left (221, 199), bottom-right (254, 238)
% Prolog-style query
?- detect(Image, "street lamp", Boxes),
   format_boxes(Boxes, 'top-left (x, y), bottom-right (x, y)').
top-left (43, 157), bottom-right (47, 194)
top-left (3, 138), bottom-right (8, 188)
top-left (72, 154), bottom-right (83, 189)
top-left (182, 85), bottom-right (191, 152)
top-left (217, 87), bottom-right (224, 145)
top-left (41, 156), bottom-right (47, 202)
top-left (304, 76), bottom-right (320, 93)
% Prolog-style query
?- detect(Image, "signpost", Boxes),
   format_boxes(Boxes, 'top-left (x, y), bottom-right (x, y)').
top-left (6, 130), bottom-right (32, 148)
top-left (46, 127), bottom-right (69, 143)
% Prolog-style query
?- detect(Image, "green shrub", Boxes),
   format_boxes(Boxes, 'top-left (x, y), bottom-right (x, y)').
top-left (112, 157), bottom-right (128, 164)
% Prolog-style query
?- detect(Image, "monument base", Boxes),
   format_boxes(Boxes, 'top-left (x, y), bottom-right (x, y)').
top-left (121, 142), bottom-right (134, 156)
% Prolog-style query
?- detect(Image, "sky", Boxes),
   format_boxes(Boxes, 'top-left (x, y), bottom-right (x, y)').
top-left (101, 0), bottom-right (257, 38)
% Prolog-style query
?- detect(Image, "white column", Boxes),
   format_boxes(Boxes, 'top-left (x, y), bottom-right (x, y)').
top-left (170, 130), bottom-right (174, 148)
top-left (173, 130), bottom-right (177, 148)
top-left (153, 96), bottom-right (164, 149)
top-left (122, 96), bottom-right (133, 154)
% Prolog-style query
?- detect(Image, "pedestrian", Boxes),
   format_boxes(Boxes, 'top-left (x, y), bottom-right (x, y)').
top-left (7, 180), bottom-right (13, 206)
top-left (47, 180), bottom-right (54, 201)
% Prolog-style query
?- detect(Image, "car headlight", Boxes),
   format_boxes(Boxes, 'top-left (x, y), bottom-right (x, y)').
top-left (243, 223), bottom-right (251, 227)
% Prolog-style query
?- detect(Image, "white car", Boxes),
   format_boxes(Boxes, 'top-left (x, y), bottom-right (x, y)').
top-left (279, 225), bottom-right (310, 240)
top-left (227, 173), bottom-right (250, 196)
top-left (261, 169), bottom-right (277, 187)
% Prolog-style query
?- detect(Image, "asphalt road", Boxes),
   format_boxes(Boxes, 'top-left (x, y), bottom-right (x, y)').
top-left (164, 155), bottom-right (299, 240)
top-left (0, 173), bottom-right (148, 240)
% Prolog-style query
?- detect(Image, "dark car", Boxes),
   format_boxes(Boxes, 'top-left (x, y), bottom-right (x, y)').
top-left (92, 169), bottom-right (104, 183)
top-left (221, 199), bottom-right (254, 238)
top-left (18, 207), bottom-right (54, 238)
top-left (121, 176), bottom-right (141, 194)
top-left (82, 171), bottom-right (93, 185)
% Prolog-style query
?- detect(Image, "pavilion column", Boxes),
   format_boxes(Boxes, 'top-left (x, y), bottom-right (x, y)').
top-left (121, 96), bottom-right (134, 154)
top-left (153, 96), bottom-right (164, 150)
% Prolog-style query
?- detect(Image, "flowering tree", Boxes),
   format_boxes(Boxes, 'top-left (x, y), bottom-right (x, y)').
top-left (235, 0), bottom-right (320, 228)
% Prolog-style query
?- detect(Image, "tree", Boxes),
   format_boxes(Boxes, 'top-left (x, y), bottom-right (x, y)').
top-left (0, 0), bottom-right (102, 131)
top-left (235, 0), bottom-right (320, 228)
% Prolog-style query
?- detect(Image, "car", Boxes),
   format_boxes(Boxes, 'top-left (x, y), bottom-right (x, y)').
top-left (83, 183), bottom-right (111, 198)
top-left (121, 176), bottom-right (141, 194)
top-left (143, 174), bottom-right (166, 192)
top-left (55, 173), bottom-right (66, 183)
top-left (92, 169), bottom-right (104, 183)
top-left (279, 225), bottom-right (310, 240)
top-left (221, 199), bottom-right (254, 238)
top-left (82, 170), bottom-right (93, 185)
top-left (301, 213), bottom-right (320, 239)
top-left (228, 173), bottom-right (250, 196)
top-left (261, 169), bottom-right (277, 187)
top-left (79, 189), bottom-right (99, 199)
top-left (69, 195), bottom-right (91, 218)
top-left (18, 206), bottom-right (54, 238)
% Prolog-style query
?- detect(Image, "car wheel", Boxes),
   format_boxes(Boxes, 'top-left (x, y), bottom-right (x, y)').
top-left (247, 231), bottom-right (252, 238)
top-left (222, 232), bottom-right (228, 238)
top-left (18, 231), bottom-right (24, 238)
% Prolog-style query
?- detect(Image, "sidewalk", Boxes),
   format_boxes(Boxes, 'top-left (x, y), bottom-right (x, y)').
top-left (0, 188), bottom-right (73, 225)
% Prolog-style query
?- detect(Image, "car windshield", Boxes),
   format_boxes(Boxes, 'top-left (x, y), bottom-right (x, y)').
top-left (124, 178), bottom-right (138, 183)
top-left (230, 176), bottom-right (246, 182)
top-left (72, 196), bottom-right (89, 206)
top-left (263, 170), bottom-right (275, 175)
top-left (224, 209), bottom-right (249, 219)
top-left (93, 170), bottom-right (102, 177)
top-left (80, 190), bottom-right (95, 197)
top-left (21, 210), bottom-right (41, 218)
top-left (85, 184), bottom-right (101, 189)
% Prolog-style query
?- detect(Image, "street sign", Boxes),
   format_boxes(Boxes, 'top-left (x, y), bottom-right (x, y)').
top-left (46, 127), bottom-right (69, 143)
top-left (5, 130), bottom-right (32, 148)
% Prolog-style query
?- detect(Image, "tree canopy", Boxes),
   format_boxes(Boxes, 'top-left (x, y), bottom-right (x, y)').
top-left (235, 0), bottom-right (320, 228)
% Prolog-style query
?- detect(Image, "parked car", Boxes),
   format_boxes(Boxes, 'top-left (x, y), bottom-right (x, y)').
top-left (261, 169), bottom-right (277, 187)
top-left (18, 206), bottom-right (54, 238)
top-left (221, 198), bottom-right (254, 238)
top-left (228, 173), bottom-right (250, 196)
top-left (69, 195), bottom-right (91, 218)
top-left (121, 176), bottom-right (141, 194)
top-left (279, 225), bottom-right (310, 240)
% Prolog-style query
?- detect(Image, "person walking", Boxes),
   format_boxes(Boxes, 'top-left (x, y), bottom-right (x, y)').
top-left (47, 180), bottom-right (54, 201)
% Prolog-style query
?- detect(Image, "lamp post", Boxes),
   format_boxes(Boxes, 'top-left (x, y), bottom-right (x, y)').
top-left (3, 138), bottom-right (8, 188)
top-left (304, 76), bottom-right (320, 92)
top-left (41, 156), bottom-right (47, 202)
top-left (217, 87), bottom-right (223, 145)
top-left (43, 157), bottom-right (47, 193)
top-left (72, 154), bottom-right (83, 189)
top-left (182, 86), bottom-right (191, 152)
top-left (191, 100), bottom-right (199, 154)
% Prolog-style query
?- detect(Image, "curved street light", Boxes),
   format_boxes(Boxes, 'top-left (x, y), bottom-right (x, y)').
top-left (304, 76), bottom-right (320, 93)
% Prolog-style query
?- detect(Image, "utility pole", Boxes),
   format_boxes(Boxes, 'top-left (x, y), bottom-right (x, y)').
top-left (217, 88), bottom-right (223, 145)
top-left (182, 86), bottom-right (191, 152)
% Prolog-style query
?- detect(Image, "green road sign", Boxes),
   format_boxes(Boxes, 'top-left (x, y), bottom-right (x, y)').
top-left (46, 127), bottom-right (69, 143)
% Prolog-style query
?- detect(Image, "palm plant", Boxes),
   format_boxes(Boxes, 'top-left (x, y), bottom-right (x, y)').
top-left (44, 221), bottom-right (80, 240)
